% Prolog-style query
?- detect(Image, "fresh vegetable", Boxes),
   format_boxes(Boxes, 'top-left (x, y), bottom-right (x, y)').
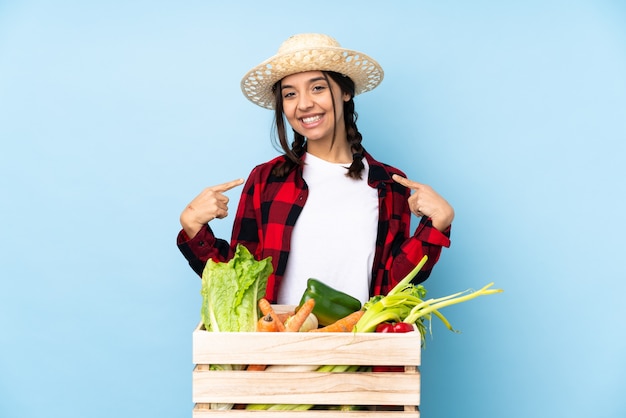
top-left (258, 298), bottom-right (286, 332)
top-left (354, 255), bottom-right (504, 346)
top-left (308, 310), bottom-right (365, 332)
top-left (284, 298), bottom-right (316, 332)
top-left (327, 405), bottom-right (368, 411)
top-left (246, 403), bottom-right (314, 411)
top-left (256, 314), bottom-right (278, 332)
top-left (201, 244), bottom-right (273, 333)
top-left (375, 322), bottom-right (415, 333)
top-left (297, 278), bottom-right (362, 326)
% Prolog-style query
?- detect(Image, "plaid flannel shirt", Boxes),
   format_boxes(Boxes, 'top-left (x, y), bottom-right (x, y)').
top-left (177, 151), bottom-right (451, 302)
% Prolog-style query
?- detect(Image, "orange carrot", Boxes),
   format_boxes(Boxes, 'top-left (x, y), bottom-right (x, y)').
top-left (258, 298), bottom-right (286, 331)
top-left (246, 364), bottom-right (268, 371)
top-left (308, 310), bottom-right (365, 332)
top-left (284, 298), bottom-right (316, 332)
top-left (256, 313), bottom-right (278, 332)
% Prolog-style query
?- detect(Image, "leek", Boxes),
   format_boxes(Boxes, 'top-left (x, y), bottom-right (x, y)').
top-left (353, 255), bottom-right (504, 344)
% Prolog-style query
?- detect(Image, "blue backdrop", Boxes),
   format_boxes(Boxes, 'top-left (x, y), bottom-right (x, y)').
top-left (1, 1), bottom-right (625, 417)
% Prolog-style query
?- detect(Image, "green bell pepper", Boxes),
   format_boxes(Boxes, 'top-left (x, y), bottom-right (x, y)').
top-left (297, 278), bottom-right (362, 326)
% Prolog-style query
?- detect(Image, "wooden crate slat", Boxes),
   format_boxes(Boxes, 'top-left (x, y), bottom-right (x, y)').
top-left (193, 324), bottom-right (421, 366)
top-left (192, 369), bottom-right (420, 406)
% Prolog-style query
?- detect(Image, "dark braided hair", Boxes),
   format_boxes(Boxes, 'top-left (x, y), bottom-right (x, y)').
top-left (270, 71), bottom-right (366, 179)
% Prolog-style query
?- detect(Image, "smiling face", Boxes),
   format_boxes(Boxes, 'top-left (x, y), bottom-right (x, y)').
top-left (280, 71), bottom-right (351, 152)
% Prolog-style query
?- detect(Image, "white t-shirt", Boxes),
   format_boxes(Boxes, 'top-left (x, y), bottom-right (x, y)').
top-left (277, 153), bottom-right (379, 305)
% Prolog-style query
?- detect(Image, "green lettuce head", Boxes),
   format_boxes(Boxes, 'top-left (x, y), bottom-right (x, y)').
top-left (200, 244), bottom-right (272, 332)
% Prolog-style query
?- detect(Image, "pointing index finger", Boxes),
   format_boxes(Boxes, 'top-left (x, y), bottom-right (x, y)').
top-left (392, 174), bottom-right (422, 190)
top-left (212, 178), bottom-right (245, 192)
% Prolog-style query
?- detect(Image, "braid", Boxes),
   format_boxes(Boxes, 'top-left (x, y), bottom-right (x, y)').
top-left (324, 71), bottom-right (365, 180)
top-left (292, 131), bottom-right (306, 156)
top-left (344, 98), bottom-right (365, 179)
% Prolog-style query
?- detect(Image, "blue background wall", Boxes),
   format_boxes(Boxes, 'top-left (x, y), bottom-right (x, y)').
top-left (1, 1), bottom-right (625, 417)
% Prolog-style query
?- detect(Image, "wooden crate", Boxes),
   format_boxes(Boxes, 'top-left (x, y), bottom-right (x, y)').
top-left (192, 307), bottom-right (421, 417)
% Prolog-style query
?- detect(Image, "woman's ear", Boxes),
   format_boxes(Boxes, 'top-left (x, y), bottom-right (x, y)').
top-left (343, 92), bottom-right (352, 102)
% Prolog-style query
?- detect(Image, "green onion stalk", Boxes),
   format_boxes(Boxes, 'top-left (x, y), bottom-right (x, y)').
top-left (353, 255), bottom-right (504, 345)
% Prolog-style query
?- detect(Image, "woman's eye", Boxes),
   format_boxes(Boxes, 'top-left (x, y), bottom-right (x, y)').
top-left (283, 91), bottom-right (295, 99)
top-left (312, 85), bottom-right (326, 92)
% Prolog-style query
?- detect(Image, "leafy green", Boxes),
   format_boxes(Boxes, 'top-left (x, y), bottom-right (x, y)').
top-left (354, 255), bottom-right (504, 345)
top-left (200, 244), bottom-right (273, 332)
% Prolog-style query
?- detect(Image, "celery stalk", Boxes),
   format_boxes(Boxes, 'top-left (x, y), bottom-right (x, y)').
top-left (404, 282), bottom-right (503, 325)
top-left (354, 253), bottom-right (503, 340)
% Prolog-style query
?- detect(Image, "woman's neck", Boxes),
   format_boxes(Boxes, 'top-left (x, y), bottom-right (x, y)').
top-left (306, 137), bottom-right (352, 164)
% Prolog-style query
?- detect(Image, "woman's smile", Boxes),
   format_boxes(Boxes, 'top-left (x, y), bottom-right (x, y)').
top-left (300, 114), bottom-right (324, 128)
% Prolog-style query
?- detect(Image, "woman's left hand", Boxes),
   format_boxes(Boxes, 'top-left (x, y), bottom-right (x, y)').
top-left (392, 174), bottom-right (455, 232)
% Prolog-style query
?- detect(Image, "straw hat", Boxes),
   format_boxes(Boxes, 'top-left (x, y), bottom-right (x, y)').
top-left (240, 33), bottom-right (384, 109)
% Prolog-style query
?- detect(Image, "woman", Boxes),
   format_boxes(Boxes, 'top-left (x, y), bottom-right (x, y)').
top-left (177, 33), bottom-right (454, 305)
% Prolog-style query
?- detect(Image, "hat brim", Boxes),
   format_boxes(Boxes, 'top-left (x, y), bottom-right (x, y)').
top-left (240, 46), bottom-right (384, 109)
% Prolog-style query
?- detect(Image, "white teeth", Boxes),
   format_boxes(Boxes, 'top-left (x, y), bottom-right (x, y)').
top-left (302, 115), bottom-right (321, 123)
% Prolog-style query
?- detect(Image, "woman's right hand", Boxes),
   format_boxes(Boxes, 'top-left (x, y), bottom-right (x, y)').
top-left (179, 178), bottom-right (244, 239)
